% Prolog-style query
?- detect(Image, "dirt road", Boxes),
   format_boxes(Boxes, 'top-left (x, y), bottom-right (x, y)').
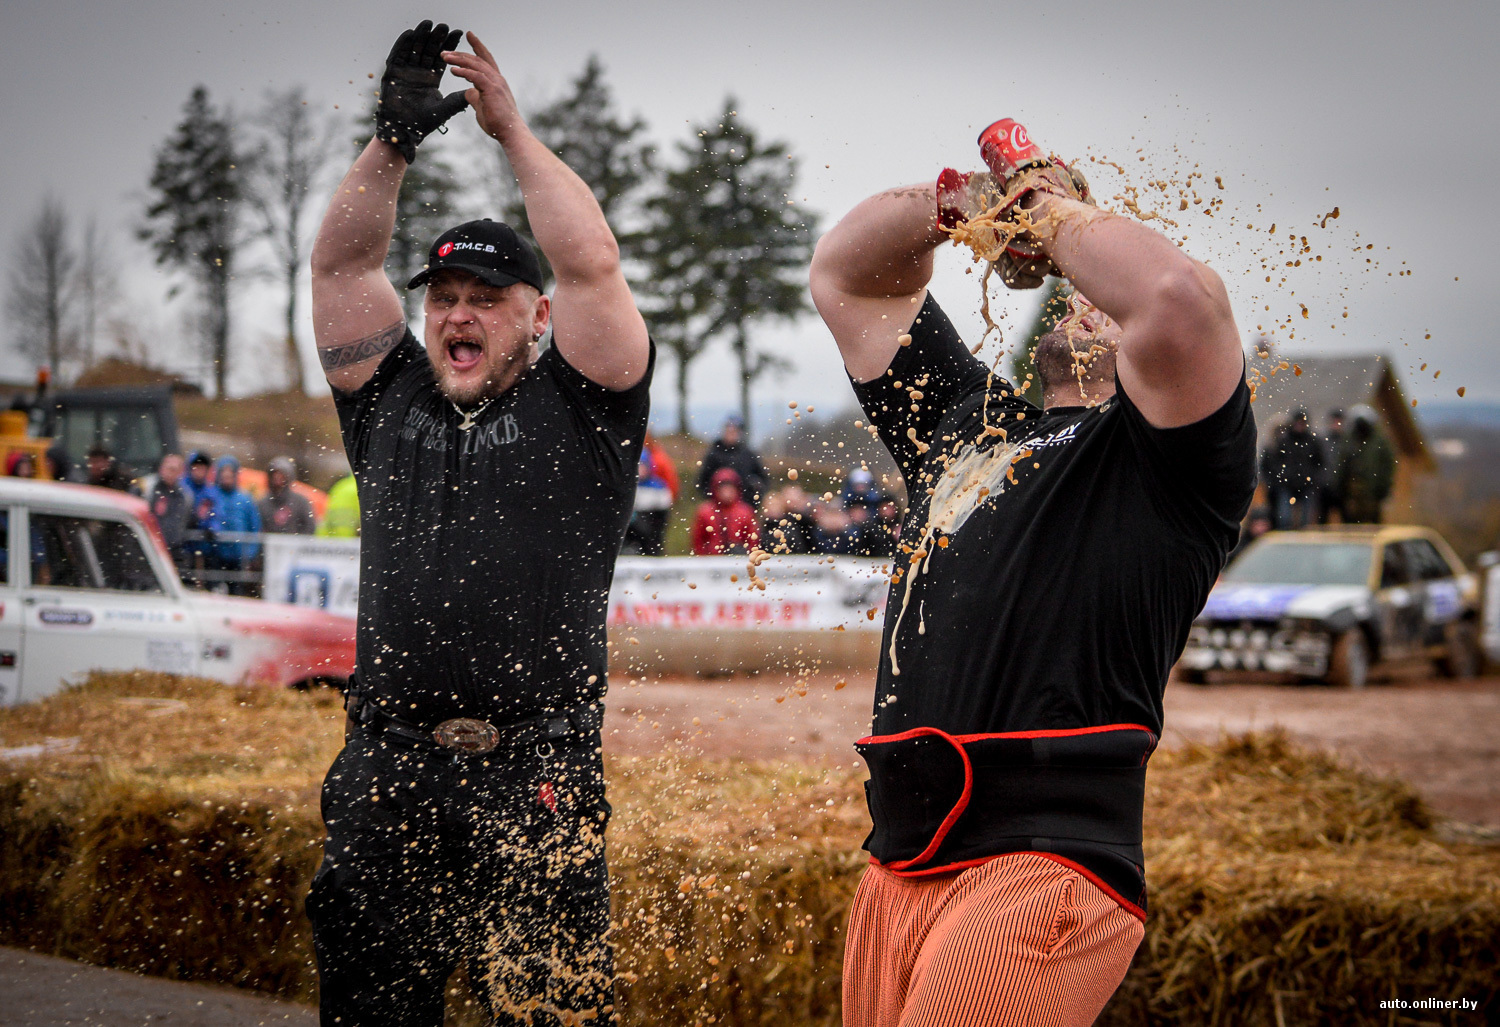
top-left (604, 671), bottom-right (1500, 828)
top-left (0, 948), bottom-right (315, 1026)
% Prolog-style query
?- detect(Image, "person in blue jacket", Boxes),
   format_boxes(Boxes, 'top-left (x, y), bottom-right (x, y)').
top-left (201, 456), bottom-right (261, 595)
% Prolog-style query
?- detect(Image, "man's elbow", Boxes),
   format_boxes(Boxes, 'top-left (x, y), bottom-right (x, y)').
top-left (310, 239), bottom-right (355, 281)
top-left (558, 234), bottom-right (622, 283)
top-left (809, 233), bottom-right (846, 298)
top-left (1143, 259), bottom-right (1234, 342)
top-left (1154, 259), bottom-right (1230, 321)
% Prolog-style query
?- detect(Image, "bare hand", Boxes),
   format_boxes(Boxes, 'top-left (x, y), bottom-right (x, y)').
top-left (443, 32), bottom-right (524, 145)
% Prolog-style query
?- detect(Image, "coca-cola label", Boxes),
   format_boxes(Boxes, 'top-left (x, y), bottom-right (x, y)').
top-left (978, 118), bottom-right (1045, 175)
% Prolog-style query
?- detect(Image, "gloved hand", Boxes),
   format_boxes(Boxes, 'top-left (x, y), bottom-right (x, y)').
top-left (974, 119), bottom-right (1095, 289)
top-left (375, 20), bottom-right (469, 164)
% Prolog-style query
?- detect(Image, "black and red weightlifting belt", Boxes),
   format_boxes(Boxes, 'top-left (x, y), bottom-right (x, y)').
top-left (855, 723), bottom-right (1157, 919)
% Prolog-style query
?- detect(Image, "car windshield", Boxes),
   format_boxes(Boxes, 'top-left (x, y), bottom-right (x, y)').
top-left (1224, 540), bottom-right (1372, 587)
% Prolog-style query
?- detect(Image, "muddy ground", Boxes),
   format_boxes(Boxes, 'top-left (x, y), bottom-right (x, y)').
top-left (604, 669), bottom-right (1500, 829)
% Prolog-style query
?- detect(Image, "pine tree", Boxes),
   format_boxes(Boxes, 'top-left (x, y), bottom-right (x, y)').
top-left (140, 86), bottom-right (245, 396)
top-left (637, 99), bottom-right (817, 438)
top-left (355, 101), bottom-right (462, 323)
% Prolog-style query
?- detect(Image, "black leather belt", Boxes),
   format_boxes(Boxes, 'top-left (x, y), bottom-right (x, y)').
top-left (346, 691), bottom-right (603, 755)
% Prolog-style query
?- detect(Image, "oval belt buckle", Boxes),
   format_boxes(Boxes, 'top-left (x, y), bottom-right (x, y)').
top-left (433, 717), bottom-right (500, 754)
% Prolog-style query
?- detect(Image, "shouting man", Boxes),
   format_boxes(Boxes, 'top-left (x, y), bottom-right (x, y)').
top-left (809, 121), bottom-right (1255, 1025)
top-left (306, 21), bottom-right (651, 1026)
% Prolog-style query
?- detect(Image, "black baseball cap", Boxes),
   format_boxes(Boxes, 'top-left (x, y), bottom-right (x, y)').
top-left (406, 219), bottom-right (544, 293)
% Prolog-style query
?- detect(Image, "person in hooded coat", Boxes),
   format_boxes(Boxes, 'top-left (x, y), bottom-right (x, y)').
top-left (259, 457), bottom-right (316, 535)
top-left (691, 467), bottom-right (759, 555)
top-left (201, 456), bottom-right (262, 594)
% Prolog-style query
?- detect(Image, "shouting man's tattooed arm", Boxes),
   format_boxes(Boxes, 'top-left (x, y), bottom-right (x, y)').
top-left (318, 322), bottom-right (406, 375)
top-left (310, 137), bottom-right (410, 393)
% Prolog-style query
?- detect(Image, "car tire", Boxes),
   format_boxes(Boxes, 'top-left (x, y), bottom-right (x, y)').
top-left (1438, 621), bottom-right (1480, 679)
top-left (1326, 630), bottom-right (1370, 690)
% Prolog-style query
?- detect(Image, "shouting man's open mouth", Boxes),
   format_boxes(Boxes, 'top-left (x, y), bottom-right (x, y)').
top-left (446, 334), bottom-right (485, 373)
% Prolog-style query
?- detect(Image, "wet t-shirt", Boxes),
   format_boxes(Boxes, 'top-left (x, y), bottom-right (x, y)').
top-left (854, 294), bottom-right (1256, 739)
top-left (334, 330), bottom-right (652, 727)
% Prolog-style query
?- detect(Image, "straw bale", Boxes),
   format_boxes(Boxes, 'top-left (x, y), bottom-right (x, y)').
top-left (2, 673), bottom-right (1496, 1025)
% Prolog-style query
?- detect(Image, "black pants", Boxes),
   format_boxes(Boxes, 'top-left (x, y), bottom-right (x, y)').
top-left (307, 723), bottom-right (615, 1026)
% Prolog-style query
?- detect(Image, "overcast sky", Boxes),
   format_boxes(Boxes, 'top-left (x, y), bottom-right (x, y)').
top-left (2, 0), bottom-right (1495, 430)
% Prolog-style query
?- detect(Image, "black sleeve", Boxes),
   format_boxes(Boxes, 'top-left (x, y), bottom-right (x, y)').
top-left (331, 330), bottom-right (422, 472)
top-left (849, 293), bottom-right (1013, 484)
top-left (1114, 368), bottom-right (1259, 549)
top-left (544, 337), bottom-right (656, 487)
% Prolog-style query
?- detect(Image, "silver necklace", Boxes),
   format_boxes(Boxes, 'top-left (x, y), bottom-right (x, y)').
top-left (452, 397), bottom-right (496, 431)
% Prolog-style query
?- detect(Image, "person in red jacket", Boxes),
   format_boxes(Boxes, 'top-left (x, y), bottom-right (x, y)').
top-left (691, 467), bottom-right (759, 555)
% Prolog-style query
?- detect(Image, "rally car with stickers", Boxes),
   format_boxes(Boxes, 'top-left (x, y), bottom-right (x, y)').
top-left (0, 478), bottom-right (355, 707)
top-left (1178, 526), bottom-right (1481, 689)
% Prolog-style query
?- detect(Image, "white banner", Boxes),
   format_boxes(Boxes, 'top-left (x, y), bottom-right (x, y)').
top-left (261, 535), bottom-right (361, 617)
top-left (260, 543), bottom-right (893, 633)
top-left (608, 555), bottom-right (890, 632)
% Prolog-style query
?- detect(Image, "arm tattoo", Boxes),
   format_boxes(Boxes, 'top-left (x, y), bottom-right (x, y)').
top-left (319, 321), bottom-right (405, 371)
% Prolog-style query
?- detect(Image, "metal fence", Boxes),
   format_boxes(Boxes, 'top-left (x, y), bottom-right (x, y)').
top-left (174, 529), bottom-right (284, 596)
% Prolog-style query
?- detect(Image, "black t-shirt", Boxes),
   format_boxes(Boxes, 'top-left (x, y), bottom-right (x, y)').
top-left (334, 330), bottom-right (653, 727)
top-left (854, 294), bottom-right (1256, 739)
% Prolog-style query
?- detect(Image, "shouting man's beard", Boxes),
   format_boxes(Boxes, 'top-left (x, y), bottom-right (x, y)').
top-left (430, 336), bottom-right (531, 406)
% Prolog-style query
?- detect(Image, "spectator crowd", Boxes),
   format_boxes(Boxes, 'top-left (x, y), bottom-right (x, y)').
top-left (8, 414), bottom-right (905, 574)
top-left (623, 415), bottom-right (904, 560)
top-left (4, 444), bottom-right (362, 594)
top-left (4, 404), bottom-right (1410, 577)
top-left (1246, 406), bottom-right (1397, 547)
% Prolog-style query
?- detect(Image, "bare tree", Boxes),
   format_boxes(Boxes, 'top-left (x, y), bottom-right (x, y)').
top-left (6, 196), bottom-right (77, 377)
top-left (75, 217), bottom-right (119, 371)
top-left (247, 86), bottom-right (335, 393)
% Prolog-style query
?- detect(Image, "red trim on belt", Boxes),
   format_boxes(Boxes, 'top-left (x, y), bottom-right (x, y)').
top-left (867, 851), bottom-right (1148, 923)
top-left (856, 722), bottom-right (1156, 747)
top-left (879, 727), bottom-right (974, 872)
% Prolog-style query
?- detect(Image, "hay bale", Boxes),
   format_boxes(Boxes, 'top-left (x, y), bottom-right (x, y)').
top-left (2, 674), bottom-right (1497, 1024)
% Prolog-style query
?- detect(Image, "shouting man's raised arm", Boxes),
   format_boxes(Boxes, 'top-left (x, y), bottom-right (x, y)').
top-left (310, 20), bottom-right (467, 394)
top-left (444, 33), bottom-right (649, 391)
top-left (309, 139), bottom-right (408, 394)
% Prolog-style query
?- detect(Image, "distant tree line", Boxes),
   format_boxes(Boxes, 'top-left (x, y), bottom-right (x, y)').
top-left (5, 58), bottom-right (818, 426)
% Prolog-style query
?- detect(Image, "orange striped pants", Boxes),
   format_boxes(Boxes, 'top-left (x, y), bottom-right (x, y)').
top-left (842, 853), bottom-right (1144, 1027)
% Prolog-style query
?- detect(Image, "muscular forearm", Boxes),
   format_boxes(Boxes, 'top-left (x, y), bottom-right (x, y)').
top-left (310, 139), bottom-right (407, 276)
top-left (1029, 196), bottom-right (1230, 341)
top-left (811, 183), bottom-right (945, 298)
top-left (497, 126), bottom-right (620, 282)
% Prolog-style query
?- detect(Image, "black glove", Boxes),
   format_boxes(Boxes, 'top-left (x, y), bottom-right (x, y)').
top-left (375, 20), bottom-right (468, 164)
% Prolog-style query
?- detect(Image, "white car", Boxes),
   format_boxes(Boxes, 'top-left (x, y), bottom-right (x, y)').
top-left (0, 478), bottom-right (356, 707)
